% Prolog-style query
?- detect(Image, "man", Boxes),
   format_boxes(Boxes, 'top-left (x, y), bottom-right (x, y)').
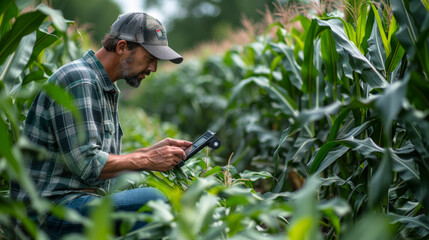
top-left (10, 12), bottom-right (191, 238)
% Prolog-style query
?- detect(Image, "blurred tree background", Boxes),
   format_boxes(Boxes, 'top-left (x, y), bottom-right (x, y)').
top-left (3, 0), bottom-right (429, 238)
top-left (45, 0), bottom-right (275, 51)
top-left (143, 0), bottom-right (274, 51)
top-left (49, 0), bottom-right (121, 45)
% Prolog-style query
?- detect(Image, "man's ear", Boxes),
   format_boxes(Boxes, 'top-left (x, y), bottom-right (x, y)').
top-left (116, 40), bottom-right (128, 55)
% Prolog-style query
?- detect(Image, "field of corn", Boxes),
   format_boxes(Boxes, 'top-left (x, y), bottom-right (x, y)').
top-left (1, 0), bottom-right (429, 239)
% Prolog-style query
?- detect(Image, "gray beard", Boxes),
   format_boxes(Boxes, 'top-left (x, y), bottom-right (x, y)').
top-left (120, 57), bottom-right (141, 88)
top-left (124, 76), bottom-right (141, 88)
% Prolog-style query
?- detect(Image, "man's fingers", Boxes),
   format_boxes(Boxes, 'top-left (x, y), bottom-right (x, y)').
top-left (168, 138), bottom-right (192, 148)
top-left (162, 146), bottom-right (186, 160)
top-left (151, 138), bottom-right (192, 151)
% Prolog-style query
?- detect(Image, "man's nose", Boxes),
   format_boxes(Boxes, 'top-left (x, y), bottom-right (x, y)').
top-left (149, 60), bottom-right (158, 72)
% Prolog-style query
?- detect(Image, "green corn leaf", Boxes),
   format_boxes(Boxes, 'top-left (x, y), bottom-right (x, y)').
top-left (291, 15), bottom-right (310, 54)
top-left (269, 42), bottom-right (303, 90)
top-left (265, 22), bottom-right (286, 43)
top-left (356, 1), bottom-right (369, 52)
top-left (385, 34), bottom-right (405, 81)
top-left (0, 0), bottom-right (14, 14)
top-left (181, 177), bottom-right (218, 206)
top-left (423, 0), bottom-right (429, 10)
top-left (403, 110), bottom-right (429, 161)
top-left (224, 212), bottom-right (245, 235)
top-left (230, 77), bottom-right (298, 118)
top-left (244, 42), bottom-right (265, 66)
top-left (201, 166), bottom-right (223, 177)
top-left (1, 32), bottom-right (36, 95)
top-left (273, 127), bottom-right (291, 173)
top-left (375, 80), bottom-right (407, 139)
top-left (369, 149), bottom-right (393, 208)
top-left (22, 70), bottom-right (46, 85)
top-left (391, 0), bottom-right (429, 78)
top-left (0, 113), bottom-right (15, 168)
top-left (361, 5), bottom-right (376, 55)
top-left (389, 213), bottom-right (429, 238)
top-left (309, 120), bottom-right (375, 174)
top-left (343, 214), bottom-right (394, 240)
top-left (36, 4), bottom-right (67, 32)
top-left (270, 55), bottom-right (283, 81)
top-left (0, 93), bottom-right (19, 138)
top-left (294, 101), bottom-right (342, 130)
top-left (314, 37), bottom-right (324, 109)
top-left (111, 172), bottom-right (147, 192)
top-left (0, 0), bottom-right (18, 39)
top-left (337, 137), bottom-right (384, 158)
top-left (338, 18), bottom-right (356, 45)
top-left (295, 15), bottom-right (311, 34)
top-left (290, 137), bottom-right (317, 163)
top-left (25, 25), bottom-right (62, 69)
top-left (391, 0), bottom-right (419, 59)
top-left (390, 148), bottom-right (420, 184)
top-left (319, 198), bottom-right (351, 236)
top-left (191, 194), bottom-right (218, 234)
top-left (288, 176), bottom-right (322, 240)
top-left (301, 20), bottom-right (320, 103)
top-left (387, 15), bottom-right (398, 44)
top-left (316, 18), bottom-right (388, 89)
top-left (406, 71), bottom-right (429, 110)
top-left (327, 106), bottom-right (353, 141)
top-left (320, 29), bottom-right (339, 97)
top-left (367, 19), bottom-right (387, 74)
top-left (240, 170), bottom-right (273, 181)
top-left (308, 141), bottom-right (341, 174)
top-left (371, 4), bottom-right (391, 56)
top-left (320, 175), bottom-right (354, 188)
top-left (401, 111), bottom-right (429, 213)
top-left (223, 51), bottom-right (246, 71)
top-left (291, 27), bottom-right (305, 58)
top-left (0, 9), bottom-right (46, 66)
top-left (85, 198), bottom-right (113, 239)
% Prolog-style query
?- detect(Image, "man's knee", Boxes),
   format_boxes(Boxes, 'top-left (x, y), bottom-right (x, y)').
top-left (111, 187), bottom-right (167, 212)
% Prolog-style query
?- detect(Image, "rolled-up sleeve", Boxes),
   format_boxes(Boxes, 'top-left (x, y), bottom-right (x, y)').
top-left (50, 82), bottom-right (107, 186)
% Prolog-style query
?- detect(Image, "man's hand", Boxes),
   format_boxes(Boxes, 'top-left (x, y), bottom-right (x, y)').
top-left (136, 138), bottom-right (192, 171)
top-left (138, 138), bottom-right (192, 152)
top-left (100, 138), bottom-right (192, 179)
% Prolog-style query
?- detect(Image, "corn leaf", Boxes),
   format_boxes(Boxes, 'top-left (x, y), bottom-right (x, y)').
top-left (0, 10), bottom-right (45, 66)
top-left (371, 4), bottom-right (391, 56)
top-left (316, 18), bottom-right (388, 89)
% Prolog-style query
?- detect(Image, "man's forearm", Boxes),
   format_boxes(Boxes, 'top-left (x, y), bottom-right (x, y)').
top-left (99, 152), bottom-right (145, 179)
top-left (98, 140), bottom-right (190, 179)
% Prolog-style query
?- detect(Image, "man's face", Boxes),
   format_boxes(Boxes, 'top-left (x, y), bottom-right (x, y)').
top-left (120, 46), bottom-right (158, 88)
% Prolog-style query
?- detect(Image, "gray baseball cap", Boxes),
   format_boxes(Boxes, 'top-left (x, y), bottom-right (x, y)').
top-left (110, 12), bottom-right (183, 64)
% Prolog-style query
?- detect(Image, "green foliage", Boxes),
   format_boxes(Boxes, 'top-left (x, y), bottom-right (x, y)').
top-left (1, 0), bottom-right (429, 239)
top-left (49, 0), bottom-right (121, 45)
top-left (144, 0), bottom-right (274, 51)
top-left (125, 0), bottom-right (429, 238)
top-left (0, 1), bottom-right (94, 238)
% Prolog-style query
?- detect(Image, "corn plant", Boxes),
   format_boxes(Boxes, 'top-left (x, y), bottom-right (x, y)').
top-left (2, 0), bottom-right (429, 239)
top-left (0, 1), bottom-right (96, 238)
top-left (128, 0), bottom-right (429, 239)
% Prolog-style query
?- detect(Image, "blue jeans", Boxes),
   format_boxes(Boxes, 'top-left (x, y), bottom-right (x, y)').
top-left (41, 188), bottom-right (167, 239)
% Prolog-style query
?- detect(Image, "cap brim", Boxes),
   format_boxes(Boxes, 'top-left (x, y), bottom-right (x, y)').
top-left (141, 44), bottom-right (183, 64)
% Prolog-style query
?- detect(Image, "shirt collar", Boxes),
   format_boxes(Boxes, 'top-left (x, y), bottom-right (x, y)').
top-left (83, 50), bottom-right (120, 94)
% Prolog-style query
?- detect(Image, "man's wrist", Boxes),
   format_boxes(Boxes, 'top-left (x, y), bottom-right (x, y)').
top-left (100, 151), bottom-right (148, 179)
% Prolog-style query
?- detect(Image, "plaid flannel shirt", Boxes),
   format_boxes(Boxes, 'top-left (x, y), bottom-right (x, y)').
top-left (11, 50), bottom-right (123, 207)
